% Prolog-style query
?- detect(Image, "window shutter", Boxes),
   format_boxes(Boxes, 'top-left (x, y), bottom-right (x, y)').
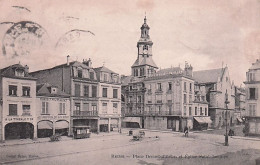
top-left (46, 102), bottom-right (49, 114)
top-left (255, 88), bottom-right (258, 99)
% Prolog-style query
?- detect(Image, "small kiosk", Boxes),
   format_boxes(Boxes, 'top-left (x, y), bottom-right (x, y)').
top-left (73, 126), bottom-right (91, 139)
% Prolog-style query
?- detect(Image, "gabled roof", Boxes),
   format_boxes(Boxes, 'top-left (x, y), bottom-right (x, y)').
top-left (132, 56), bottom-right (158, 68)
top-left (36, 83), bottom-right (70, 97)
top-left (94, 66), bottom-right (117, 74)
top-left (193, 68), bottom-right (226, 84)
top-left (0, 64), bottom-right (36, 80)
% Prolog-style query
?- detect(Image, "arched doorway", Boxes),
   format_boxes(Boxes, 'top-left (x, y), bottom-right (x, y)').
top-left (37, 120), bottom-right (53, 138)
top-left (5, 122), bottom-right (34, 140)
top-left (55, 120), bottom-right (69, 136)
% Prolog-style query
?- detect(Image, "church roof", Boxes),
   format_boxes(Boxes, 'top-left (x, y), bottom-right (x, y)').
top-left (193, 68), bottom-right (226, 84)
top-left (132, 56), bottom-right (158, 68)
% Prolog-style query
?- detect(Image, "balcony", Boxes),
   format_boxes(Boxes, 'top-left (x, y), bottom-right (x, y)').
top-left (144, 110), bottom-right (181, 116)
top-left (124, 111), bottom-right (143, 116)
top-left (73, 110), bottom-right (98, 116)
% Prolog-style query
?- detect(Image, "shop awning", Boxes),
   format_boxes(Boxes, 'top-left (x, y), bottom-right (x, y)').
top-left (38, 121), bottom-right (53, 129)
top-left (194, 117), bottom-right (212, 124)
top-left (122, 117), bottom-right (141, 124)
top-left (55, 121), bottom-right (69, 129)
top-left (237, 117), bottom-right (243, 123)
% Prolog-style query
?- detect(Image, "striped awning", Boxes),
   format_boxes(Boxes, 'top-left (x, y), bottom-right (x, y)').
top-left (38, 121), bottom-right (53, 129)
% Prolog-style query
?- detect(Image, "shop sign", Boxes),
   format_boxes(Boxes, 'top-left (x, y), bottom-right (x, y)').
top-left (37, 115), bottom-right (69, 120)
top-left (5, 117), bottom-right (34, 122)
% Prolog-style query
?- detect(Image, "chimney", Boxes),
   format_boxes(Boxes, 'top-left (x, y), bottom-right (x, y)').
top-left (67, 55), bottom-right (70, 66)
top-left (88, 58), bottom-right (92, 68)
top-left (24, 65), bottom-right (29, 73)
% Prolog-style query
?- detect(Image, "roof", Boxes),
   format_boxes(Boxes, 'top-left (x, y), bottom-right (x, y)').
top-left (156, 67), bottom-right (183, 75)
top-left (121, 75), bottom-right (144, 86)
top-left (193, 68), bottom-right (225, 84)
top-left (36, 83), bottom-right (70, 97)
top-left (0, 63), bottom-right (36, 80)
top-left (93, 66), bottom-right (117, 74)
top-left (132, 56), bottom-right (158, 68)
top-left (249, 59), bottom-right (260, 70)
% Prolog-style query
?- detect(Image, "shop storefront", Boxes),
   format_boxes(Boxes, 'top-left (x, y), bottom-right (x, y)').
top-left (193, 116), bottom-right (212, 130)
top-left (5, 122), bottom-right (34, 140)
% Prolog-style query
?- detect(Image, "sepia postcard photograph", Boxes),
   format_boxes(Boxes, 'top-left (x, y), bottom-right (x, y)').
top-left (0, 0), bottom-right (260, 165)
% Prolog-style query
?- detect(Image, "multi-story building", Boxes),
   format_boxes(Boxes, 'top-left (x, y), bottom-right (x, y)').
top-left (94, 66), bottom-right (121, 132)
top-left (31, 58), bottom-right (99, 134)
top-left (121, 16), bottom-right (157, 129)
top-left (36, 83), bottom-right (70, 138)
top-left (0, 64), bottom-right (37, 141)
top-left (234, 86), bottom-right (246, 124)
top-left (193, 67), bottom-right (236, 128)
top-left (121, 17), bottom-right (210, 131)
top-left (244, 59), bottom-right (260, 136)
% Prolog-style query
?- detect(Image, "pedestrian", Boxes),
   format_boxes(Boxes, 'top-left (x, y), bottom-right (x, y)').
top-left (184, 126), bottom-right (189, 137)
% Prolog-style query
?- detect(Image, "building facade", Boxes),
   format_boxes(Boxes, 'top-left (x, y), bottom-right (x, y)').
top-left (0, 64), bottom-right (37, 141)
top-left (193, 67), bottom-right (236, 129)
top-left (36, 83), bottom-right (70, 138)
top-left (94, 66), bottom-right (121, 132)
top-left (244, 59), bottom-right (260, 136)
top-left (121, 17), bottom-right (210, 131)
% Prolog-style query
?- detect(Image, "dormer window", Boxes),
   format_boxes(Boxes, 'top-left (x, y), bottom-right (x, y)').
top-left (89, 72), bottom-right (94, 79)
top-left (77, 69), bottom-right (83, 78)
top-left (15, 69), bottom-right (24, 77)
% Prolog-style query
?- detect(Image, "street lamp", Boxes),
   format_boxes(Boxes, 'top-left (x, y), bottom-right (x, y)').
top-left (224, 90), bottom-right (230, 146)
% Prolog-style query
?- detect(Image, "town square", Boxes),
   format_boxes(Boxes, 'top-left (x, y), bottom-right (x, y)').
top-left (0, 0), bottom-right (260, 165)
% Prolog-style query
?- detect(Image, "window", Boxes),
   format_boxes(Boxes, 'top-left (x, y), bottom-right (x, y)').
top-left (74, 103), bottom-right (80, 111)
top-left (9, 85), bottom-right (17, 96)
top-left (184, 82), bottom-right (187, 92)
top-left (158, 106), bottom-right (161, 113)
top-left (168, 82), bottom-right (172, 91)
top-left (113, 103), bottom-right (118, 113)
top-left (195, 107), bottom-right (197, 115)
top-left (184, 94), bottom-right (187, 103)
top-left (92, 86), bottom-right (97, 97)
top-left (42, 102), bottom-right (49, 114)
top-left (189, 95), bottom-right (192, 103)
top-left (189, 83), bottom-right (192, 92)
top-left (59, 103), bottom-right (66, 114)
top-left (22, 105), bottom-right (30, 116)
top-left (157, 83), bottom-right (162, 91)
top-left (9, 104), bottom-right (17, 116)
top-left (22, 86), bottom-right (30, 97)
top-left (102, 88), bottom-right (107, 97)
top-left (138, 96), bottom-right (142, 103)
top-left (129, 86), bottom-right (133, 91)
top-left (248, 72), bottom-right (255, 81)
top-left (200, 107), bottom-right (203, 115)
top-left (77, 69), bottom-right (82, 78)
top-left (102, 103), bottom-right (107, 113)
top-left (75, 84), bottom-right (80, 96)
top-left (83, 85), bottom-right (89, 97)
top-left (249, 104), bottom-right (256, 116)
top-left (184, 106), bottom-right (187, 116)
top-left (104, 74), bottom-right (107, 82)
top-left (249, 88), bottom-right (258, 100)
top-left (92, 104), bottom-right (97, 111)
top-left (83, 103), bottom-right (89, 111)
top-left (89, 72), bottom-right (94, 79)
top-left (113, 89), bottom-right (118, 98)
top-left (189, 107), bottom-right (192, 116)
top-left (205, 108), bottom-right (207, 116)
top-left (15, 69), bottom-right (24, 77)
top-left (129, 96), bottom-right (133, 103)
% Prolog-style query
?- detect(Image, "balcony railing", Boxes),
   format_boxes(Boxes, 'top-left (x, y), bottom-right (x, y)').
top-left (144, 110), bottom-right (181, 116)
top-left (73, 110), bottom-right (98, 116)
top-left (124, 111), bottom-right (143, 116)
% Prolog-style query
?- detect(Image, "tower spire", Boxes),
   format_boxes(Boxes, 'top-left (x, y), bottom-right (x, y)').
top-left (144, 12), bottom-right (147, 23)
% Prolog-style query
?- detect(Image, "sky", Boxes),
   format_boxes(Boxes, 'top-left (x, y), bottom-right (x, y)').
top-left (1, 0), bottom-right (260, 86)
